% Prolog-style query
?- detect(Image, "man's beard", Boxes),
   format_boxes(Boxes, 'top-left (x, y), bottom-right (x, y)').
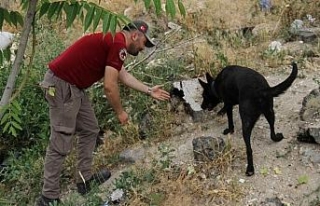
top-left (127, 44), bottom-right (139, 56)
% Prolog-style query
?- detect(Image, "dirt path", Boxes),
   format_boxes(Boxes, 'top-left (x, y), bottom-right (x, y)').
top-left (148, 70), bottom-right (320, 206)
top-left (97, 69), bottom-right (320, 206)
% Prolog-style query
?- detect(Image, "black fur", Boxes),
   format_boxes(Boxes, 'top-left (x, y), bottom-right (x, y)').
top-left (198, 62), bottom-right (298, 176)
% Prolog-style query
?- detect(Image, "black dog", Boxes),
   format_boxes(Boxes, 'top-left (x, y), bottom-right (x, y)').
top-left (198, 62), bottom-right (298, 176)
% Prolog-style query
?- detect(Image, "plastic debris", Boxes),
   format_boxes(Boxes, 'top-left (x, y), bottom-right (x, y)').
top-left (306, 14), bottom-right (316, 23)
top-left (0, 31), bottom-right (14, 50)
top-left (290, 19), bottom-right (304, 33)
top-left (111, 188), bottom-right (124, 203)
top-left (268, 41), bottom-right (282, 53)
top-left (259, 0), bottom-right (272, 12)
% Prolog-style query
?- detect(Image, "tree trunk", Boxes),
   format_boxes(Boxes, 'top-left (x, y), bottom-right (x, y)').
top-left (0, 0), bottom-right (38, 119)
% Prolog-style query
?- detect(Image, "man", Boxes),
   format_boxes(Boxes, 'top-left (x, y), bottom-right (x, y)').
top-left (37, 20), bottom-right (170, 206)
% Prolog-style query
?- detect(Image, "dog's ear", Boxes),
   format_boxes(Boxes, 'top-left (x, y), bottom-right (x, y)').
top-left (198, 78), bottom-right (207, 88)
top-left (205, 72), bottom-right (214, 83)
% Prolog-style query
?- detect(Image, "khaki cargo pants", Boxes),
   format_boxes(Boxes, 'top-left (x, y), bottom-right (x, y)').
top-left (40, 70), bottom-right (99, 199)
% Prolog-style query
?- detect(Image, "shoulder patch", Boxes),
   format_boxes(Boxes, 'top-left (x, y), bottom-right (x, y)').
top-left (119, 48), bottom-right (127, 61)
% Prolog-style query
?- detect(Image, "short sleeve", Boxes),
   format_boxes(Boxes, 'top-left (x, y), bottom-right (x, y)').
top-left (106, 38), bottom-right (127, 71)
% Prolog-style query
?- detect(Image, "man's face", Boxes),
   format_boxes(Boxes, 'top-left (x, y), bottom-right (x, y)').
top-left (127, 31), bottom-right (147, 56)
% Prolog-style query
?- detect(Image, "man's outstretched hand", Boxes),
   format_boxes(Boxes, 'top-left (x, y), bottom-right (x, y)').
top-left (150, 85), bottom-right (170, 101)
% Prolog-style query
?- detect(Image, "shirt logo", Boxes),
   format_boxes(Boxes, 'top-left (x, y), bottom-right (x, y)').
top-left (119, 48), bottom-right (127, 61)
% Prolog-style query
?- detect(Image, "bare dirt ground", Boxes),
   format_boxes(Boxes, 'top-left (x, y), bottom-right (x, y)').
top-left (100, 67), bottom-right (320, 206)
top-left (167, 69), bottom-right (320, 206)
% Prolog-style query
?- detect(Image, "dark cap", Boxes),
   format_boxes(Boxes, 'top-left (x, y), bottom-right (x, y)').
top-left (123, 20), bottom-right (155, 48)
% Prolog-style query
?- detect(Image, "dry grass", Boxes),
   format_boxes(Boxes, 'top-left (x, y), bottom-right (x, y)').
top-left (117, 140), bottom-right (245, 206)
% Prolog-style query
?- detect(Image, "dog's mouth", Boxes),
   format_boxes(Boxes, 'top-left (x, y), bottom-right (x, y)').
top-left (201, 105), bottom-right (214, 111)
top-left (204, 107), bottom-right (213, 111)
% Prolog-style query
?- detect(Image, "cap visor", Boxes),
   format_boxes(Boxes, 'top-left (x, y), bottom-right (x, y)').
top-left (145, 35), bottom-right (155, 48)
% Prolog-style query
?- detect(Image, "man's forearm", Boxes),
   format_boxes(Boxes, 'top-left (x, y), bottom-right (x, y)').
top-left (119, 69), bottom-right (150, 94)
top-left (104, 85), bottom-right (124, 115)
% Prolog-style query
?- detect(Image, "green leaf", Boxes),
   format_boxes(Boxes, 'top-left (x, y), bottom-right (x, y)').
top-left (0, 7), bottom-right (4, 29)
top-left (92, 7), bottom-right (102, 32)
top-left (11, 105), bottom-right (20, 115)
top-left (47, 2), bottom-right (60, 20)
top-left (0, 52), bottom-right (3, 65)
top-left (297, 175), bottom-right (308, 185)
top-left (3, 48), bottom-right (11, 61)
top-left (64, 2), bottom-right (79, 28)
top-left (83, 5), bottom-right (95, 32)
top-left (12, 121), bottom-right (22, 131)
top-left (55, 2), bottom-right (65, 20)
top-left (9, 11), bottom-right (19, 27)
top-left (0, 113), bottom-right (10, 125)
top-left (166, 0), bottom-right (176, 19)
top-left (260, 167), bottom-right (268, 177)
top-left (153, 0), bottom-right (162, 16)
top-left (102, 12), bottom-right (111, 33)
top-left (11, 113), bottom-right (22, 124)
top-left (10, 126), bottom-right (17, 137)
top-left (117, 14), bottom-right (130, 27)
top-left (178, 0), bottom-right (186, 17)
top-left (144, 0), bottom-right (152, 9)
top-left (48, 87), bottom-right (56, 97)
top-left (21, 0), bottom-right (29, 10)
top-left (39, 2), bottom-right (51, 19)
top-left (12, 100), bottom-right (22, 111)
top-left (3, 122), bottom-right (10, 133)
top-left (15, 11), bottom-right (23, 27)
top-left (109, 15), bottom-right (117, 35)
top-left (2, 8), bottom-right (11, 26)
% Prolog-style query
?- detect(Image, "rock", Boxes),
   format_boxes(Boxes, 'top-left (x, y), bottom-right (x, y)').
top-left (119, 146), bottom-right (146, 163)
top-left (262, 197), bottom-right (285, 206)
top-left (308, 124), bottom-right (320, 144)
top-left (172, 79), bottom-right (208, 122)
top-left (299, 87), bottom-right (320, 122)
top-left (252, 23), bottom-right (275, 36)
top-left (297, 122), bottom-right (320, 144)
top-left (139, 112), bottom-right (153, 139)
top-left (192, 136), bottom-right (226, 162)
top-left (281, 41), bottom-right (315, 57)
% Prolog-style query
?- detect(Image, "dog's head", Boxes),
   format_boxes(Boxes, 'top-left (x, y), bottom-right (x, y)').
top-left (198, 72), bottom-right (220, 111)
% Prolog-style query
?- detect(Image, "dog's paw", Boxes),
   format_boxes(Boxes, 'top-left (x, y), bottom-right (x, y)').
top-left (223, 128), bottom-right (234, 135)
top-left (246, 166), bottom-right (255, 176)
top-left (272, 133), bottom-right (284, 142)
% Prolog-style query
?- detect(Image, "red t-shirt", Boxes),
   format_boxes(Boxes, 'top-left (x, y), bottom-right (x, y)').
top-left (49, 32), bottom-right (127, 89)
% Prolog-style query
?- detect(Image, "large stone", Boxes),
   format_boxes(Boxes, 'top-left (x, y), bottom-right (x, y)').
top-left (172, 79), bottom-right (207, 122)
top-left (299, 87), bottom-right (320, 122)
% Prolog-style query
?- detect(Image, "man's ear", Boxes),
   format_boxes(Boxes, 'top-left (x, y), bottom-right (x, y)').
top-left (131, 31), bottom-right (138, 41)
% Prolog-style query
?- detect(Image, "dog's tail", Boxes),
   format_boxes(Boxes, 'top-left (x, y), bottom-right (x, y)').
top-left (261, 62), bottom-right (298, 97)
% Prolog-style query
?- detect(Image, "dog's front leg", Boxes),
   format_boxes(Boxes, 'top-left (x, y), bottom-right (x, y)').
top-left (223, 106), bottom-right (234, 135)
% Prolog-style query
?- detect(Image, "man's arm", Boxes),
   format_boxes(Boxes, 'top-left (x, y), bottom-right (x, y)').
top-left (118, 67), bottom-right (150, 94)
top-left (104, 66), bottom-right (128, 124)
top-left (119, 67), bottom-right (170, 100)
